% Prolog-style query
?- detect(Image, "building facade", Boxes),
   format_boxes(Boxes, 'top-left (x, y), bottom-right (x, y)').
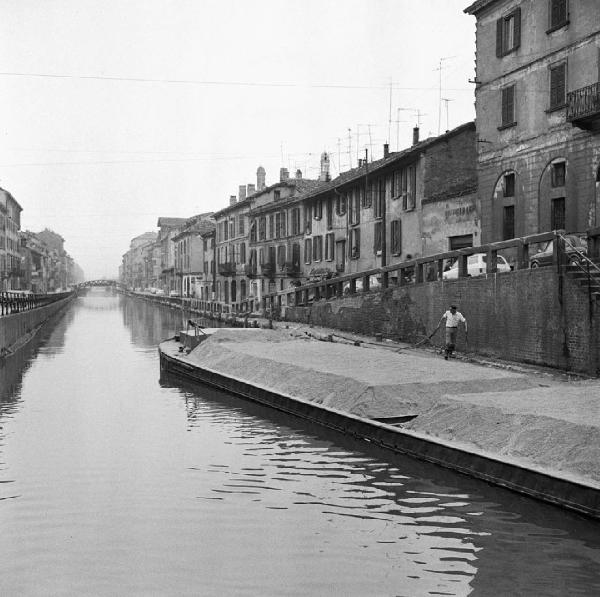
top-left (465, 0), bottom-right (600, 242)
top-left (0, 188), bottom-right (23, 290)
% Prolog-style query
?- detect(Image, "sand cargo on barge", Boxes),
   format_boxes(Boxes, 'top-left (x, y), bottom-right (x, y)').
top-left (159, 326), bottom-right (600, 520)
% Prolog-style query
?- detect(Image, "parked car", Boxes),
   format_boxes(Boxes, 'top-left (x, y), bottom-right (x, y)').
top-left (529, 235), bottom-right (588, 268)
top-left (442, 253), bottom-right (511, 279)
top-left (169, 290), bottom-right (180, 297)
top-left (155, 288), bottom-right (165, 296)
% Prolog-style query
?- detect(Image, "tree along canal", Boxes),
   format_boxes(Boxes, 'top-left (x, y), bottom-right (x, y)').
top-left (0, 289), bottom-right (599, 596)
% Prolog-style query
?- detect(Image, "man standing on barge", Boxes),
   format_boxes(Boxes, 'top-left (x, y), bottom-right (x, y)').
top-left (439, 305), bottom-right (467, 360)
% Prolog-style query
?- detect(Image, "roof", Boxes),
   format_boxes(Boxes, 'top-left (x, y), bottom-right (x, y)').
top-left (172, 219), bottom-right (215, 241)
top-left (299, 121), bottom-right (476, 201)
top-left (464, 0), bottom-right (501, 15)
top-left (213, 178), bottom-right (321, 218)
top-left (156, 217), bottom-right (189, 228)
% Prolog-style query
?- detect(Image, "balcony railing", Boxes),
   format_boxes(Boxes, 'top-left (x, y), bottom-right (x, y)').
top-left (567, 82), bottom-right (600, 129)
top-left (244, 263), bottom-right (257, 277)
top-left (218, 262), bottom-right (236, 276)
top-left (261, 262), bottom-right (276, 277)
top-left (281, 261), bottom-right (301, 276)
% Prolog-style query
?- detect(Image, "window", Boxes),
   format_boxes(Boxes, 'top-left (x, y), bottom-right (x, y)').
top-left (336, 194), bottom-right (347, 216)
top-left (449, 234), bottom-right (473, 250)
top-left (503, 205), bottom-right (515, 240)
top-left (222, 220), bottom-right (229, 241)
top-left (363, 183), bottom-right (372, 208)
top-left (326, 197), bottom-right (333, 229)
top-left (374, 221), bottom-right (382, 254)
top-left (551, 197), bottom-right (565, 230)
top-left (239, 242), bottom-right (246, 263)
top-left (549, 62), bottom-right (566, 110)
top-left (229, 220), bottom-right (235, 238)
top-left (548, 0), bottom-right (568, 32)
top-left (313, 235), bottom-right (323, 261)
top-left (268, 215), bottom-right (274, 239)
top-left (501, 84), bottom-right (516, 128)
top-left (291, 208), bottom-right (301, 235)
top-left (304, 238), bottom-right (312, 264)
top-left (503, 173), bottom-right (515, 197)
top-left (292, 243), bottom-right (301, 267)
top-left (350, 228), bottom-right (360, 259)
top-left (349, 188), bottom-right (361, 225)
top-left (304, 205), bottom-right (312, 234)
top-left (314, 199), bottom-right (323, 220)
top-left (551, 161), bottom-right (566, 187)
top-left (268, 245), bottom-right (276, 265)
top-left (238, 215), bottom-right (245, 235)
top-left (407, 166), bottom-right (416, 210)
top-left (259, 248), bottom-right (265, 265)
top-left (279, 211), bottom-right (287, 237)
top-left (277, 245), bottom-right (286, 268)
top-left (374, 178), bottom-right (385, 218)
top-left (259, 216), bottom-right (266, 241)
top-left (496, 8), bottom-right (521, 57)
top-left (274, 190), bottom-right (281, 201)
top-left (325, 232), bottom-right (335, 261)
top-left (391, 220), bottom-right (402, 255)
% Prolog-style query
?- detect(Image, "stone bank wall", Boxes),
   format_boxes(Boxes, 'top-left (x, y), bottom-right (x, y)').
top-left (0, 296), bottom-right (73, 354)
top-left (285, 269), bottom-right (599, 375)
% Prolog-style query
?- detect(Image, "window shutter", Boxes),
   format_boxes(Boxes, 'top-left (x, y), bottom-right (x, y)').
top-left (513, 7), bottom-right (521, 50)
top-left (496, 18), bottom-right (504, 57)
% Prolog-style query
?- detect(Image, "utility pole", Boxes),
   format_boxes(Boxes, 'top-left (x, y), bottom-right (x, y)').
top-left (347, 128), bottom-right (352, 171)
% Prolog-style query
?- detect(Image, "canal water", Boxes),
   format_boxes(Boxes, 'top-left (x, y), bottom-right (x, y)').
top-left (0, 290), bottom-right (599, 596)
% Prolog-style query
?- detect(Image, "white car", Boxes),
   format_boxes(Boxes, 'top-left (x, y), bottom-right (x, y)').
top-left (443, 254), bottom-right (511, 279)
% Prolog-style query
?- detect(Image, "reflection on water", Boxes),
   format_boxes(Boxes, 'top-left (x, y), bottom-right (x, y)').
top-left (0, 290), bottom-right (598, 596)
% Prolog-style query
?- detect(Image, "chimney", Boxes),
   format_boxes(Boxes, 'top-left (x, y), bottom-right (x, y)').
top-left (358, 158), bottom-right (363, 168)
top-left (256, 166), bottom-right (266, 191)
top-left (319, 151), bottom-right (331, 182)
top-left (413, 126), bottom-right (420, 145)
top-left (295, 169), bottom-right (302, 179)
top-left (279, 167), bottom-right (289, 182)
top-left (229, 195), bottom-right (237, 206)
top-left (238, 185), bottom-right (247, 202)
top-left (247, 183), bottom-right (256, 196)
top-left (383, 143), bottom-right (389, 158)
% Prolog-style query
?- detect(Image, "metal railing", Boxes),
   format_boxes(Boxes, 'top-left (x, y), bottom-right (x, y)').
top-left (567, 82), bottom-right (600, 122)
top-left (259, 230), bottom-right (592, 312)
top-left (0, 291), bottom-right (73, 316)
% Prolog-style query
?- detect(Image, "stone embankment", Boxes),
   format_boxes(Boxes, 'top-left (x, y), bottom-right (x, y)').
top-left (180, 324), bottom-right (600, 515)
top-left (0, 294), bottom-right (74, 356)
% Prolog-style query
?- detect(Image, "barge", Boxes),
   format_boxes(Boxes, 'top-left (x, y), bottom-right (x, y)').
top-left (158, 329), bottom-right (600, 520)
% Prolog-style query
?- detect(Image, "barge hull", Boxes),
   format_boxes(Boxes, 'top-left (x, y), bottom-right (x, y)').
top-left (159, 344), bottom-right (600, 520)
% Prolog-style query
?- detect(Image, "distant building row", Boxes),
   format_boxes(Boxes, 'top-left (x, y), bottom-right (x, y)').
top-left (0, 187), bottom-right (84, 293)
top-left (121, 0), bottom-right (600, 311)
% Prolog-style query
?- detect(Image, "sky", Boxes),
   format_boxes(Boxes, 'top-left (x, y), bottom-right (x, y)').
top-left (0, 0), bottom-right (476, 280)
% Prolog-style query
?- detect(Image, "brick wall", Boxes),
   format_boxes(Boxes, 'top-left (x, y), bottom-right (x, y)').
top-left (285, 269), bottom-right (599, 375)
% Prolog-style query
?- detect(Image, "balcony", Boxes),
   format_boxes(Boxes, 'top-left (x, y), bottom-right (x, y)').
top-left (261, 262), bottom-right (276, 277)
top-left (244, 263), bottom-right (257, 277)
top-left (567, 82), bottom-right (600, 131)
top-left (281, 261), bottom-right (301, 276)
top-left (218, 262), bottom-right (236, 276)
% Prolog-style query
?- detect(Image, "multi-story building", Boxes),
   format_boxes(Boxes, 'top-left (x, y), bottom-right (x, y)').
top-left (247, 167), bottom-right (322, 305)
top-left (21, 230), bottom-right (49, 293)
top-left (156, 218), bottom-right (187, 293)
top-left (0, 187), bottom-right (23, 290)
top-left (299, 124), bottom-right (478, 281)
top-left (121, 231), bottom-right (157, 290)
top-left (464, 0), bottom-right (600, 242)
top-left (213, 186), bottom-right (254, 308)
top-left (172, 213), bottom-right (215, 297)
top-left (36, 229), bottom-right (69, 291)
